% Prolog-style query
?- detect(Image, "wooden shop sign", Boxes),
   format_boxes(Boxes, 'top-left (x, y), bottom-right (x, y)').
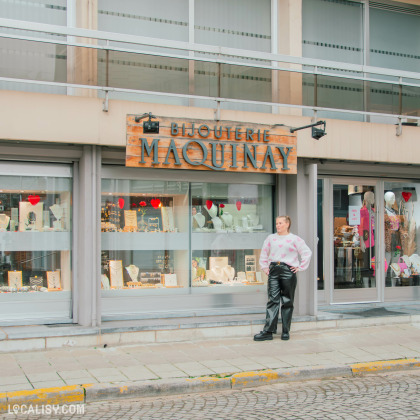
top-left (126, 116), bottom-right (297, 174)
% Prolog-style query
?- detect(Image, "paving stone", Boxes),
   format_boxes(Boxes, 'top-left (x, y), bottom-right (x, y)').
top-left (64, 377), bottom-right (99, 385)
top-left (25, 372), bottom-right (62, 382)
top-left (0, 383), bottom-right (33, 392)
top-left (58, 369), bottom-right (94, 379)
top-left (118, 366), bottom-right (158, 381)
top-left (30, 380), bottom-right (66, 389)
top-left (0, 375), bottom-right (30, 386)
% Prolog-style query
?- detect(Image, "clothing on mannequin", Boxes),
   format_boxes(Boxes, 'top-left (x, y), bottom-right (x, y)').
top-left (357, 191), bottom-right (375, 278)
top-left (358, 191), bottom-right (375, 252)
top-left (384, 191), bottom-right (400, 253)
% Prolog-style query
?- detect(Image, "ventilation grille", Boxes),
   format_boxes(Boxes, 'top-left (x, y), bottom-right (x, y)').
top-left (369, 1), bottom-right (420, 17)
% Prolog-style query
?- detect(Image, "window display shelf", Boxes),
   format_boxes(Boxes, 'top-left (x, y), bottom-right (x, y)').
top-left (192, 232), bottom-right (268, 250)
top-left (0, 232), bottom-right (71, 251)
top-left (101, 232), bottom-right (189, 251)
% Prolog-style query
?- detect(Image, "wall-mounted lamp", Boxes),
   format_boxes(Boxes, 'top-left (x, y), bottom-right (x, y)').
top-left (135, 112), bottom-right (159, 133)
top-left (290, 120), bottom-right (326, 140)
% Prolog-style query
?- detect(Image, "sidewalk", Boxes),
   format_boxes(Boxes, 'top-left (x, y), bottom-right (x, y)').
top-left (1, 314), bottom-right (420, 410)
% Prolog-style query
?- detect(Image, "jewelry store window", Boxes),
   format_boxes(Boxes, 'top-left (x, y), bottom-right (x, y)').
top-left (101, 178), bottom-right (189, 291)
top-left (384, 182), bottom-right (420, 289)
top-left (191, 182), bottom-right (273, 289)
top-left (0, 163), bottom-right (73, 324)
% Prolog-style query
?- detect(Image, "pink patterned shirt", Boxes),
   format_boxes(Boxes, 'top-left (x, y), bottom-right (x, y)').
top-left (259, 233), bottom-right (312, 272)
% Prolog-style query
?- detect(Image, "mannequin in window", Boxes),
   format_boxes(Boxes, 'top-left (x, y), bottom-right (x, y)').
top-left (358, 191), bottom-right (375, 285)
top-left (384, 191), bottom-right (400, 264)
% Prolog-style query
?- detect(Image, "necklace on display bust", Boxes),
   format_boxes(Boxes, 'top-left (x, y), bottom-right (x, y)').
top-left (125, 264), bottom-right (139, 281)
top-left (193, 212), bottom-right (205, 228)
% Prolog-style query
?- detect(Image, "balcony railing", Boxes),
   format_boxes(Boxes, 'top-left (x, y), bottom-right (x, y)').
top-left (0, 18), bottom-right (419, 126)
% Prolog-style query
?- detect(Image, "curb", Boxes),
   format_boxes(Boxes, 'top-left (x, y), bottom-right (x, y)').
top-left (350, 358), bottom-right (420, 373)
top-left (1, 358), bottom-right (419, 412)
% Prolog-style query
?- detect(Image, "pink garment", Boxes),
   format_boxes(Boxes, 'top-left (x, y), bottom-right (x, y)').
top-left (259, 233), bottom-right (312, 272)
top-left (388, 214), bottom-right (399, 230)
top-left (358, 206), bottom-right (375, 248)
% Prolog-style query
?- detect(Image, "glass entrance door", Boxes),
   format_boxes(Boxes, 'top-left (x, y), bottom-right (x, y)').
top-left (332, 182), bottom-right (378, 303)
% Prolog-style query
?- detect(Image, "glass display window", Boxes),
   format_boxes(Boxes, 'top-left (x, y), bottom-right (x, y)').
top-left (332, 184), bottom-right (376, 291)
top-left (0, 172), bottom-right (72, 294)
top-left (191, 182), bottom-right (273, 288)
top-left (384, 182), bottom-right (420, 288)
top-left (101, 179), bottom-right (189, 290)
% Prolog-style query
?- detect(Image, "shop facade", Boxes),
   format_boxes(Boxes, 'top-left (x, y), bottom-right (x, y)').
top-left (1, 0), bottom-right (419, 327)
top-left (0, 117), bottom-right (319, 326)
top-left (1, 108), bottom-right (420, 327)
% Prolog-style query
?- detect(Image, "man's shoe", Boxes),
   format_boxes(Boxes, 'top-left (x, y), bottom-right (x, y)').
top-left (281, 332), bottom-right (290, 341)
top-left (253, 331), bottom-right (273, 341)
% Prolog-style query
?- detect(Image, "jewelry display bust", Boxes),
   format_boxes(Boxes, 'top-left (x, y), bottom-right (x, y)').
top-left (247, 214), bottom-right (259, 227)
top-left (0, 214), bottom-right (10, 231)
top-left (220, 212), bottom-right (233, 228)
top-left (206, 204), bottom-right (218, 219)
top-left (193, 212), bottom-right (205, 229)
top-left (212, 217), bottom-right (223, 231)
top-left (222, 265), bottom-right (235, 282)
top-left (125, 264), bottom-right (139, 282)
top-left (241, 216), bottom-right (249, 229)
top-left (50, 204), bottom-right (63, 230)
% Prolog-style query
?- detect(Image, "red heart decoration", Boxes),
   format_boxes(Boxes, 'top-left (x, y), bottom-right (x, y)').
top-left (206, 200), bottom-right (213, 210)
top-left (28, 195), bottom-right (40, 206)
top-left (402, 192), bottom-right (412, 202)
top-left (118, 198), bottom-right (125, 209)
top-left (151, 198), bottom-right (161, 209)
top-left (236, 200), bottom-right (242, 211)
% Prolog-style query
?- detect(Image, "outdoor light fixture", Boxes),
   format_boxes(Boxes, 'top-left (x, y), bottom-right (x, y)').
top-left (290, 120), bottom-right (326, 140)
top-left (135, 112), bottom-right (159, 133)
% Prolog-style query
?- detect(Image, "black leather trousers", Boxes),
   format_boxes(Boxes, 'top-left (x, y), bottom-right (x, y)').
top-left (263, 263), bottom-right (297, 334)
